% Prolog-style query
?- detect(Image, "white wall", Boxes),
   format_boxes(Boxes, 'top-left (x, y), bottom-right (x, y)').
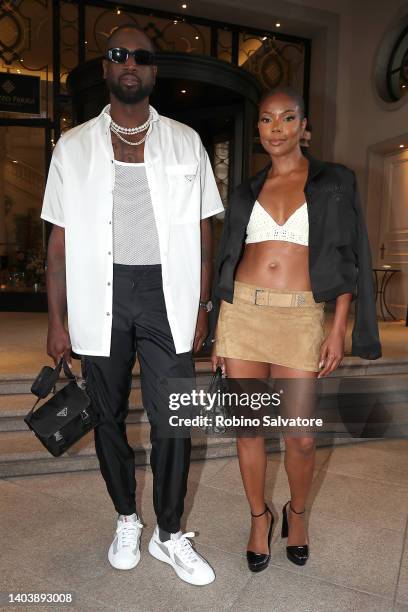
top-left (332, 1), bottom-right (408, 170)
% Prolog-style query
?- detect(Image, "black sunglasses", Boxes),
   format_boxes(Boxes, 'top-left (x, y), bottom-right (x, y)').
top-left (106, 47), bottom-right (156, 65)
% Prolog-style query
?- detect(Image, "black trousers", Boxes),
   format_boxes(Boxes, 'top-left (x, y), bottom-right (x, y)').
top-left (82, 264), bottom-right (194, 533)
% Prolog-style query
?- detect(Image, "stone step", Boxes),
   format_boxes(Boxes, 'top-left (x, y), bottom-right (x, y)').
top-left (0, 359), bottom-right (214, 395)
top-left (1, 373), bottom-right (407, 432)
top-left (1, 356), bottom-right (408, 396)
top-left (0, 389), bottom-right (148, 432)
top-left (1, 420), bottom-right (400, 479)
top-left (0, 422), bottom-right (252, 478)
top-left (0, 388), bottom-right (143, 417)
top-left (0, 357), bottom-right (408, 397)
top-left (0, 366), bottom-right (406, 479)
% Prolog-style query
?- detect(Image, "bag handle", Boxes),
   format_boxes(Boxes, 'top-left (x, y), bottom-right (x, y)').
top-left (60, 358), bottom-right (76, 381)
top-left (27, 358), bottom-right (77, 418)
top-left (212, 366), bottom-right (224, 382)
top-left (52, 357), bottom-right (77, 383)
top-left (205, 366), bottom-right (226, 393)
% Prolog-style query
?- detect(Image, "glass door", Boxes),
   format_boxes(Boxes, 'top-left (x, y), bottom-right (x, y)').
top-left (0, 121), bottom-right (51, 310)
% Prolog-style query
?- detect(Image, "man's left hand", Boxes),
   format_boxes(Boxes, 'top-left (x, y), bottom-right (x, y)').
top-left (193, 309), bottom-right (208, 353)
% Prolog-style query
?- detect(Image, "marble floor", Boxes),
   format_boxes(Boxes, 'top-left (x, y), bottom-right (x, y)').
top-left (1, 439), bottom-right (408, 611)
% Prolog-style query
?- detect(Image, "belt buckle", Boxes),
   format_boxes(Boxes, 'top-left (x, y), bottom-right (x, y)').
top-left (255, 289), bottom-right (265, 305)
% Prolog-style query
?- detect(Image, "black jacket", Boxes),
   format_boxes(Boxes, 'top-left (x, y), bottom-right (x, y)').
top-left (209, 152), bottom-right (382, 360)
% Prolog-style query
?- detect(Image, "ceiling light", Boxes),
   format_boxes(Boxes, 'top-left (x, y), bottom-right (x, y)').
top-left (116, 8), bottom-right (121, 15)
top-left (12, 160), bottom-right (18, 163)
top-left (174, 20), bottom-right (178, 24)
top-left (262, 36), bottom-right (267, 41)
top-left (181, 89), bottom-right (187, 94)
top-left (182, 3), bottom-right (187, 7)
top-left (17, 69), bottom-right (21, 73)
top-left (276, 22), bottom-right (281, 27)
top-left (402, 84), bottom-right (406, 89)
top-left (399, 144), bottom-right (404, 148)
top-left (195, 36), bottom-right (199, 40)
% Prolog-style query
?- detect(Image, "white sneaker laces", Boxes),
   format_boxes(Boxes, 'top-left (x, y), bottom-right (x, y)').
top-left (117, 520), bottom-right (143, 548)
top-left (172, 532), bottom-right (199, 564)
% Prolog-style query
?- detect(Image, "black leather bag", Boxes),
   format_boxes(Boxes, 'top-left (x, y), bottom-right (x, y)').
top-left (24, 358), bottom-right (99, 457)
top-left (200, 366), bottom-right (230, 435)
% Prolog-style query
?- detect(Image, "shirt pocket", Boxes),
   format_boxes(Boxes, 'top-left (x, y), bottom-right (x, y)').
top-left (165, 163), bottom-right (199, 223)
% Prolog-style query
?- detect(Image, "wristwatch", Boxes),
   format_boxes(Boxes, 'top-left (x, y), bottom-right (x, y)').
top-left (199, 300), bottom-right (213, 312)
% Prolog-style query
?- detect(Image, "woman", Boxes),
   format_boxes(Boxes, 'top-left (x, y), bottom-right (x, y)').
top-left (210, 86), bottom-right (381, 573)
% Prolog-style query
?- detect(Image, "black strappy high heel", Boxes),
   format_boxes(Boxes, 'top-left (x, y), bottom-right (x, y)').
top-left (281, 501), bottom-right (309, 566)
top-left (247, 504), bottom-right (274, 573)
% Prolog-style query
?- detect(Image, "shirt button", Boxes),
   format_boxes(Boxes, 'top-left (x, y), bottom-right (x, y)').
top-left (106, 312), bottom-right (110, 316)
top-left (109, 221), bottom-right (112, 225)
top-left (108, 251), bottom-right (112, 255)
top-left (107, 282), bottom-right (111, 286)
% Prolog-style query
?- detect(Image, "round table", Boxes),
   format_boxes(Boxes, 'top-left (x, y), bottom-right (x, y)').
top-left (372, 267), bottom-right (400, 321)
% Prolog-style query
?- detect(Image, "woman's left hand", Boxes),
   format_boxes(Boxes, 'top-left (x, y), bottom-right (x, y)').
top-left (317, 328), bottom-right (345, 378)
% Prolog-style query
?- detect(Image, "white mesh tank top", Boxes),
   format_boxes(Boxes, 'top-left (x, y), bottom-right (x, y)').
top-left (245, 200), bottom-right (309, 246)
top-left (113, 161), bottom-right (161, 265)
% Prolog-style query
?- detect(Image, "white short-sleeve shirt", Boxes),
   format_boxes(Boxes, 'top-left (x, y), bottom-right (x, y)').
top-left (41, 105), bottom-right (224, 356)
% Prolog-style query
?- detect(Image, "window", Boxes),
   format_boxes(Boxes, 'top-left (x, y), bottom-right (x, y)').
top-left (387, 25), bottom-right (408, 101)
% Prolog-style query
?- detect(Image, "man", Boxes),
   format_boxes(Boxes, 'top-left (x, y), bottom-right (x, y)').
top-left (41, 24), bottom-right (223, 586)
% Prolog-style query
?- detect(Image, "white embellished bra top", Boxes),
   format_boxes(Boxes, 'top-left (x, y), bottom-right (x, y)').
top-left (245, 200), bottom-right (309, 246)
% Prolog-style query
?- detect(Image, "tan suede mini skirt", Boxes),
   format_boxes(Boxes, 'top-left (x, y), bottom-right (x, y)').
top-left (216, 281), bottom-right (326, 372)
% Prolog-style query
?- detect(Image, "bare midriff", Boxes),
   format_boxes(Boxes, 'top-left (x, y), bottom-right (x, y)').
top-left (235, 240), bottom-right (311, 291)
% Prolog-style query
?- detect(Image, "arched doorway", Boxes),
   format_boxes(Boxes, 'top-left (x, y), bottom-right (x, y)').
top-left (67, 52), bottom-right (262, 204)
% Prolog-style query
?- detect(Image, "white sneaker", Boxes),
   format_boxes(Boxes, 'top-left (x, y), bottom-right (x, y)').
top-left (108, 513), bottom-right (143, 570)
top-left (148, 525), bottom-right (215, 586)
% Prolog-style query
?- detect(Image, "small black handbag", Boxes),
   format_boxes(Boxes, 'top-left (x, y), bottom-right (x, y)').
top-left (24, 358), bottom-right (99, 457)
top-left (200, 366), bottom-right (231, 435)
